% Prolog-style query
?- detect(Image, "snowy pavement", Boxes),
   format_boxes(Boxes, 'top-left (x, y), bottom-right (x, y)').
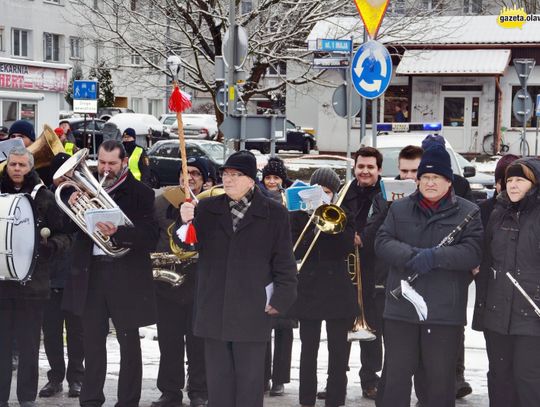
top-left (10, 285), bottom-right (489, 406)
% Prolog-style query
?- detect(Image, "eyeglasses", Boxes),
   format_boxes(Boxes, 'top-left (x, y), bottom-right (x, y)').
top-left (220, 171), bottom-right (244, 179)
top-left (419, 174), bottom-right (445, 184)
top-left (187, 170), bottom-right (202, 178)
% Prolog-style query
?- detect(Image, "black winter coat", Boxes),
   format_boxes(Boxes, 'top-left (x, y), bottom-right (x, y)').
top-left (375, 191), bottom-right (483, 326)
top-left (480, 158), bottom-right (540, 336)
top-left (62, 172), bottom-right (158, 330)
top-left (289, 206), bottom-right (359, 321)
top-left (0, 170), bottom-right (72, 300)
top-left (191, 187), bottom-right (297, 342)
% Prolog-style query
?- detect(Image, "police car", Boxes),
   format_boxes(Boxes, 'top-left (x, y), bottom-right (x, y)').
top-left (367, 123), bottom-right (494, 201)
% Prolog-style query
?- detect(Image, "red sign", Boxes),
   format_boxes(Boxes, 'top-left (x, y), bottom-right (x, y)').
top-left (0, 62), bottom-right (68, 92)
top-left (353, 0), bottom-right (390, 40)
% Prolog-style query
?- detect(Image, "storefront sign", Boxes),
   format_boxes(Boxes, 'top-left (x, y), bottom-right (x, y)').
top-left (0, 62), bottom-right (68, 92)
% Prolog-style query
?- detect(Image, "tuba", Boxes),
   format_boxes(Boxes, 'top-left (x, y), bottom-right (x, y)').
top-left (152, 185), bottom-right (225, 286)
top-left (53, 148), bottom-right (133, 257)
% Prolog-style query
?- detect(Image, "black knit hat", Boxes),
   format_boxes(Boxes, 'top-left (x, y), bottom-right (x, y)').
top-left (310, 168), bottom-right (341, 194)
top-left (220, 150), bottom-right (257, 180)
top-left (417, 144), bottom-right (453, 181)
top-left (9, 120), bottom-right (35, 141)
top-left (50, 153), bottom-right (71, 176)
top-left (180, 156), bottom-right (209, 183)
top-left (262, 157), bottom-right (288, 182)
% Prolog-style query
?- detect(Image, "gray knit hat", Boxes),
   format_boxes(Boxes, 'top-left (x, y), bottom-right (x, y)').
top-left (310, 168), bottom-right (341, 194)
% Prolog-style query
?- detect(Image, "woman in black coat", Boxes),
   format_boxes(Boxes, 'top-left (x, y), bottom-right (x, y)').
top-left (481, 158), bottom-right (540, 407)
top-left (291, 168), bottom-right (359, 407)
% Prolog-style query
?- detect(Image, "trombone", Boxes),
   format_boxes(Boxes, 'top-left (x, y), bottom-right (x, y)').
top-left (347, 246), bottom-right (376, 341)
top-left (293, 180), bottom-right (353, 272)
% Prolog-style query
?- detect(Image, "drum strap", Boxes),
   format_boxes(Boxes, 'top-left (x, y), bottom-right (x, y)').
top-left (31, 184), bottom-right (45, 200)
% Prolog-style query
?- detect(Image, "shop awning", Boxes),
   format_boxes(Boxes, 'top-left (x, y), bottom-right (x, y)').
top-left (0, 91), bottom-right (45, 100)
top-left (396, 49), bottom-right (511, 76)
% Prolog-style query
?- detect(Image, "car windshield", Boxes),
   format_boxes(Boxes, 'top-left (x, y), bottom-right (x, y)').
top-left (197, 143), bottom-right (228, 164)
top-left (163, 116), bottom-right (176, 125)
top-left (378, 147), bottom-right (460, 178)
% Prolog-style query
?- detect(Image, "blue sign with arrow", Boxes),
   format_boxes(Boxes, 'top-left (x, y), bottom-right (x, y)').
top-left (73, 80), bottom-right (98, 100)
top-left (351, 40), bottom-right (392, 100)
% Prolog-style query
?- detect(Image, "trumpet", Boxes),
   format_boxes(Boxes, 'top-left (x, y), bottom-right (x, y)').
top-left (53, 148), bottom-right (134, 257)
top-left (293, 180), bottom-right (353, 272)
top-left (347, 246), bottom-right (376, 341)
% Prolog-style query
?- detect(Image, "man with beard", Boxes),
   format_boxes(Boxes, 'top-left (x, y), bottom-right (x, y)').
top-left (151, 157), bottom-right (209, 407)
top-left (122, 127), bottom-right (150, 186)
top-left (62, 140), bottom-right (158, 407)
top-left (0, 147), bottom-right (71, 407)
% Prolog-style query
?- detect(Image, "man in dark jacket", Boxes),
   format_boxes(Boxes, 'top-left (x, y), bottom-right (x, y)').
top-left (122, 127), bottom-right (150, 186)
top-left (374, 144), bottom-right (483, 407)
top-left (0, 147), bottom-right (72, 407)
top-left (342, 146), bottom-right (383, 400)
top-left (62, 140), bottom-right (158, 407)
top-left (180, 150), bottom-right (297, 407)
top-left (151, 157), bottom-right (210, 407)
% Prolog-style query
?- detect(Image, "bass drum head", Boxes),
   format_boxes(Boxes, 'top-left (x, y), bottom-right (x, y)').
top-left (10, 195), bottom-right (37, 281)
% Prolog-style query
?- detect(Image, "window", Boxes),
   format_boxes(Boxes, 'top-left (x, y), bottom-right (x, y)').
top-left (147, 99), bottom-right (162, 117)
top-left (114, 45), bottom-right (123, 66)
top-left (1, 101), bottom-right (37, 129)
top-left (388, 0), bottom-right (405, 14)
top-left (383, 85), bottom-right (409, 123)
top-left (266, 61), bottom-right (286, 76)
top-left (463, 0), bottom-right (482, 14)
top-left (241, 0), bottom-right (252, 14)
top-left (94, 40), bottom-right (102, 64)
top-left (93, 0), bottom-right (99, 9)
top-left (510, 86), bottom-right (539, 128)
top-left (130, 0), bottom-right (137, 11)
top-left (12, 29), bottom-right (29, 57)
top-left (131, 54), bottom-right (142, 66)
top-left (43, 33), bottom-right (60, 62)
top-left (149, 54), bottom-right (161, 65)
top-left (70, 37), bottom-right (83, 59)
top-left (0, 28), bottom-right (4, 51)
top-left (131, 97), bottom-right (142, 112)
top-left (422, 0), bottom-right (443, 10)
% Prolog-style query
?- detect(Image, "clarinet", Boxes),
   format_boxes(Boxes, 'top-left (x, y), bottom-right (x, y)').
top-left (390, 207), bottom-right (480, 299)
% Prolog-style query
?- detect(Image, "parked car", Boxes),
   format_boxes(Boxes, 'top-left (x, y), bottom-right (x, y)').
top-left (98, 107), bottom-right (135, 121)
top-left (107, 113), bottom-right (169, 147)
top-left (284, 154), bottom-right (355, 182)
top-left (158, 113), bottom-right (177, 134)
top-left (63, 117), bottom-right (107, 151)
top-left (170, 114), bottom-right (219, 140)
top-left (246, 120), bottom-right (316, 154)
top-left (147, 139), bottom-right (232, 188)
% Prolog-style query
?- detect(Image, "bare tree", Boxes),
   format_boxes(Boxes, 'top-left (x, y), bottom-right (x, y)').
top-left (489, 0), bottom-right (539, 13)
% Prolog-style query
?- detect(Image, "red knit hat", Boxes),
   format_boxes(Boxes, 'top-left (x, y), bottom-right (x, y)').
top-left (54, 127), bottom-right (64, 137)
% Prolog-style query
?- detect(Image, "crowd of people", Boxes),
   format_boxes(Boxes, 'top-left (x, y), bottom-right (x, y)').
top-left (1, 118), bottom-right (539, 407)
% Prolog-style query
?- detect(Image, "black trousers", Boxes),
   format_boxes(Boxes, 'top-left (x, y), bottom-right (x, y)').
top-left (377, 319), bottom-right (461, 407)
top-left (264, 327), bottom-right (293, 385)
top-left (299, 319), bottom-right (351, 407)
top-left (42, 288), bottom-right (84, 385)
top-left (485, 329), bottom-right (540, 407)
top-left (156, 295), bottom-right (206, 401)
top-left (79, 262), bottom-right (142, 407)
top-left (204, 338), bottom-right (266, 407)
top-left (358, 292), bottom-right (384, 390)
top-left (0, 298), bottom-right (43, 402)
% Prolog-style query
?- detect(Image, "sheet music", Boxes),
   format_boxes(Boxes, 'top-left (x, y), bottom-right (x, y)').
top-left (401, 280), bottom-right (428, 321)
top-left (380, 179), bottom-right (417, 202)
top-left (265, 282), bottom-right (274, 308)
top-left (0, 138), bottom-right (24, 162)
top-left (84, 208), bottom-right (125, 234)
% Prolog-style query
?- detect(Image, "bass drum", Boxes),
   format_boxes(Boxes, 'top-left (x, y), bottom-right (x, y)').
top-left (0, 194), bottom-right (38, 283)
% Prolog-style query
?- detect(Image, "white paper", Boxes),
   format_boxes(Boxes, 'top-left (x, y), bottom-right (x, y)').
top-left (84, 208), bottom-right (125, 234)
top-left (380, 179), bottom-right (417, 202)
top-left (0, 138), bottom-right (24, 162)
top-left (265, 282), bottom-right (274, 308)
top-left (298, 185), bottom-right (326, 211)
top-left (401, 280), bottom-right (428, 321)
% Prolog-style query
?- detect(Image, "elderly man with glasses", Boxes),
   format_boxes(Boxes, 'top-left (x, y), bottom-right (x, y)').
top-left (179, 150), bottom-right (297, 407)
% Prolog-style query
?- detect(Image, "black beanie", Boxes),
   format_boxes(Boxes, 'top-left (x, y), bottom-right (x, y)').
top-left (9, 120), bottom-right (35, 141)
top-left (262, 157), bottom-right (288, 182)
top-left (417, 144), bottom-right (453, 181)
top-left (310, 168), bottom-right (341, 194)
top-left (180, 156), bottom-right (209, 183)
top-left (220, 150), bottom-right (257, 180)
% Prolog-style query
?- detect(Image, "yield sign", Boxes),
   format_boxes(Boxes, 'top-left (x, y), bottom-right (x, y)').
top-left (353, 0), bottom-right (390, 39)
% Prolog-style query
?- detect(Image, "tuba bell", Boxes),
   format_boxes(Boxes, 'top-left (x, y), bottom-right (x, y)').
top-left (53, 148), bottom-right (133, 257)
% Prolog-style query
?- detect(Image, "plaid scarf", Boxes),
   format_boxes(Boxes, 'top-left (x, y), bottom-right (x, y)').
top-left (229, 188), bottom-right (255, 232)
top-left (417, 189), bottom-right (452, 217)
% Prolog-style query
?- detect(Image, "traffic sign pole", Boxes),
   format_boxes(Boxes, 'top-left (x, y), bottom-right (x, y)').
top-left (346, 37), bottom-right (353, 183)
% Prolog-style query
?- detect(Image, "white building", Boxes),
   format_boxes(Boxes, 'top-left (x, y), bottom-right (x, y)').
top-left (288, 14), bottom-right (540, 155)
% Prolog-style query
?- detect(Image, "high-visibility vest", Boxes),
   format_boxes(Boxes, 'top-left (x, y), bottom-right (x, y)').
top-left (128, 146), bottom-right (144, 181)
top-left (64, 142), bottom-right (75, 156)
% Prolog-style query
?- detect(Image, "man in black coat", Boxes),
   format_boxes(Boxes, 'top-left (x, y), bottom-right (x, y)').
top-left (375, 144), bottom-right (483, 407)
top-left (151, 157), bottom-right (210, 407)
top-left (62, 140), bottom-right (158, 407)
top-left (180, 150), bottom-right (297, 407)
top-left (0, 147), bottom-right (72, 407)
top-left (122, 127), bottom-right (150, 186)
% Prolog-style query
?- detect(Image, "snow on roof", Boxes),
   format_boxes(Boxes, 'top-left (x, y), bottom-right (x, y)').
top-left (307, 15), bottom-right (540, 46)
top-left (396, 49), bottom-right (511, 75)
